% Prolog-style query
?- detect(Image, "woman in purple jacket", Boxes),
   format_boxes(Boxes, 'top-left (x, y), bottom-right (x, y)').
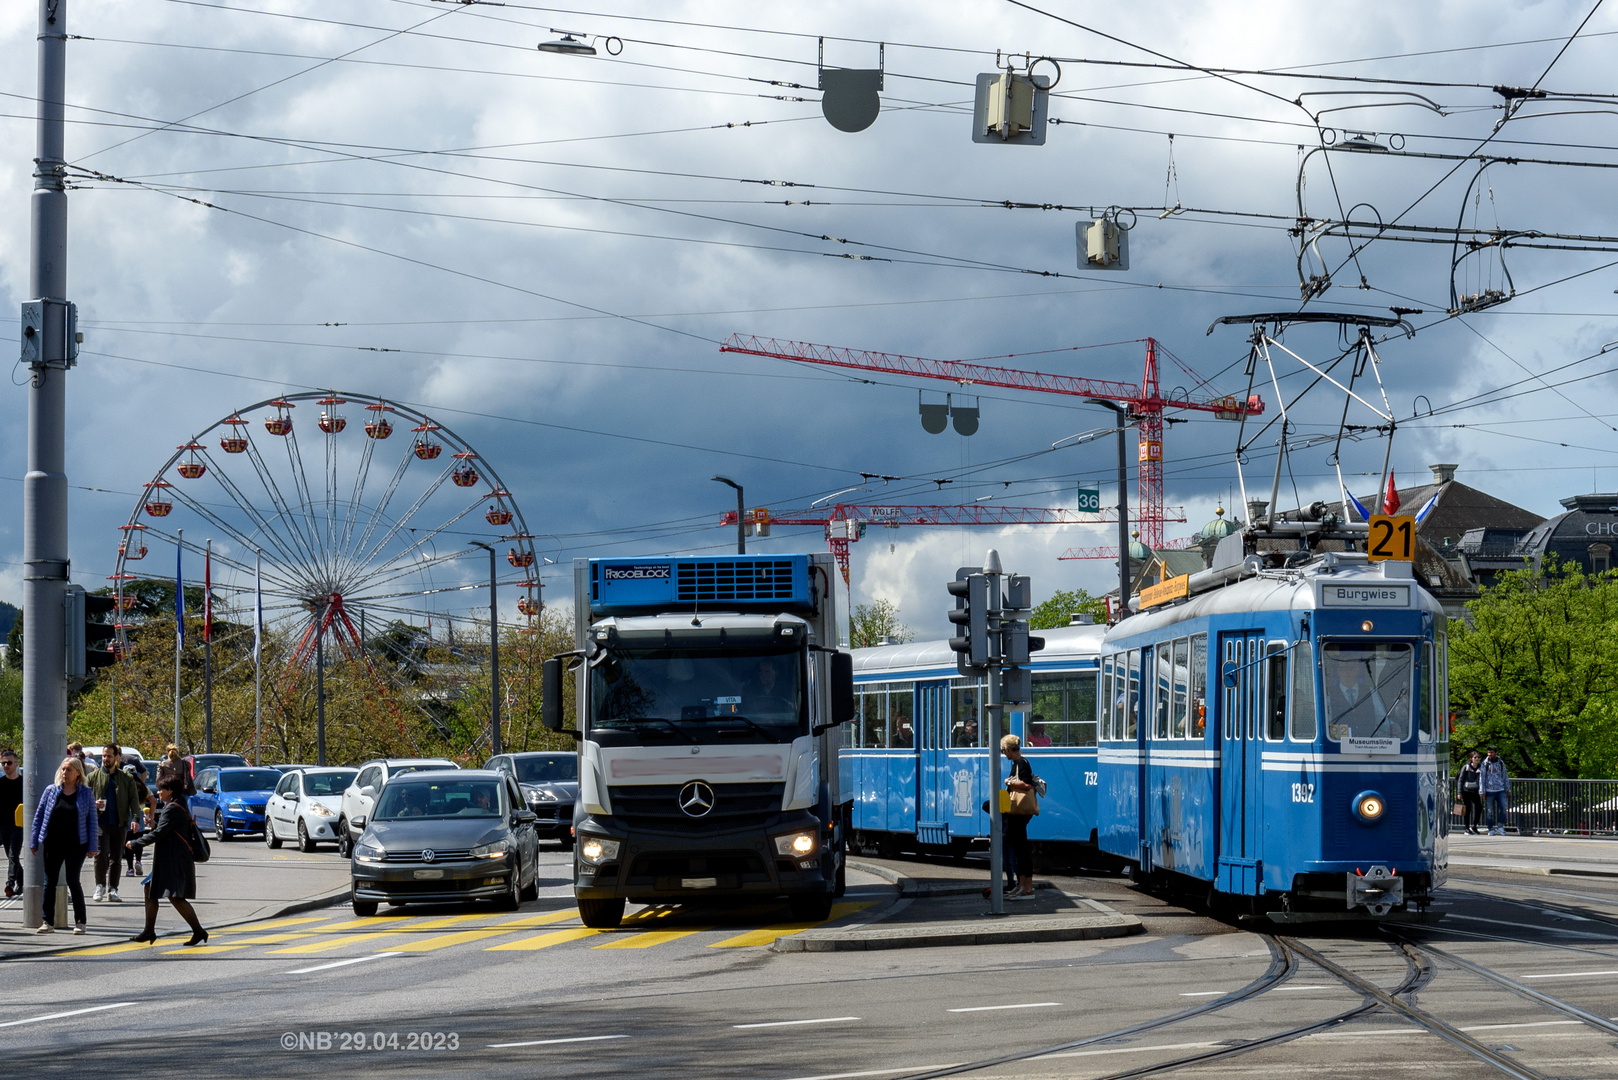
top-left (29, 756), bottom-right (99, 934)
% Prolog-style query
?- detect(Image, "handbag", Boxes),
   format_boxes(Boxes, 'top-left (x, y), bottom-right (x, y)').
top-left (1008, 787), bottom-right (1039, 816)
top-left (1033, 774), bottom-right (1047, 798)
top-left (174, 807), bottom-right (210, 863)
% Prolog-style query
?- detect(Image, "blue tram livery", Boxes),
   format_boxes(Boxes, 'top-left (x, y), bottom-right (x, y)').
top-left (846, 622), bottom-right (1105, 859)
top-left (1099, 551), bottom-right (1448, 919)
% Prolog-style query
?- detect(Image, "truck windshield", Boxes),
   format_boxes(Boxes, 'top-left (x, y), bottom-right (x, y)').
top-left (1322, 642), bottom-right (1413, 742)
top-left (590, 647), bottom-right (805, 743)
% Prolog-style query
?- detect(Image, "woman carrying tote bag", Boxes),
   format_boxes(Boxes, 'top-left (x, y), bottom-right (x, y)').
top-left (1001, 734), bottom-right (1039, 899)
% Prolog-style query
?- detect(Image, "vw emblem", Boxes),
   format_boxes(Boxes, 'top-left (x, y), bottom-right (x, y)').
top-left (421, 849), bottom-right (436, 863)
top-left (678, 781), bottom-right (715, 818)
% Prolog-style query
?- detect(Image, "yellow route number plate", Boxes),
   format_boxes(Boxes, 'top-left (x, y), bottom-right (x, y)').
top-left (1367, 514), bottom-right (1416, 562)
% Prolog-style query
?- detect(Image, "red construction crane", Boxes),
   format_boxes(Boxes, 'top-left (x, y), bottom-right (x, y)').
top-left (721, 502), bottom-right (1187, 587)
top-left (720, 335), bottom-right (1263, 549)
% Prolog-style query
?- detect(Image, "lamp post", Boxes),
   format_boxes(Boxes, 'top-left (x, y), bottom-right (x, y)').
top-left (711, 476), bottom-right (744, 554)
top-left (1086, 401), bottom-right (1132, 613)
top-left (467, 541), bottom-right (501, 757)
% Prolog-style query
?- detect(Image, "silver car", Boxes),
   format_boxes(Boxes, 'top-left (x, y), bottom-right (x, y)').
top-left (337, 757), bottom-right (458, 857)
top-left (265, 767), bottom-right (358, 852)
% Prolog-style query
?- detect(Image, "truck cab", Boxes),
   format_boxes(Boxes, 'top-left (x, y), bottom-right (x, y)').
top-left (544, 554), bottom-right (854, 929)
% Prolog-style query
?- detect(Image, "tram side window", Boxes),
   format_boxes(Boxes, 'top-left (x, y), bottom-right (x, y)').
top-left (859, 688), bottom-right (886, 748)
top-left (1222, 639), bottom-right (1240, 740)
top-left (1419, 642), bottom-right (1434, 743)
top-left (1171, 638), bottom-right (1190, 739)
top-left (1100, 657), bottom-right (1115, 741)
top-left (1153, 642), bottom-right (1172, 739)
top-left (1190, 634), bottom-right (1207, 737)
top-left (1029, 672), bottom-right (1098, 747)
top-left (950, 681), bottom-right (983, 747)
top-left (889, 688), bottom-right (915, 748)
top-left (1289, 640), bottom-right (1316, 741)
top-left (1438, 632), bottom-right (1450, 741)
top-left (1125, 650), bottom-right (1140, 739)
top-left (1265, 642), bottom-right (1288, 740)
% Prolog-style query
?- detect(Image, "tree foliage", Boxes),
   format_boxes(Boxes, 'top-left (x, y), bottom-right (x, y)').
top-left (1029, 588), bottom-right (1106, 631)
top-left (850, 599), bottom-right (913, 649)
top-left (1449, 561), bottom-right (1618, 778)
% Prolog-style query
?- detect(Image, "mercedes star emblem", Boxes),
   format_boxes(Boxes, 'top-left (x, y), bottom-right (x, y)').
top-left (678, 781), bottom-right (715, 818)
top-left (421, 849), bottom-right (436, 863)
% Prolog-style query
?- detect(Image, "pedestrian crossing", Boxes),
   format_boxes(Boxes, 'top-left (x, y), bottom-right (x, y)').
top-left (55, 900), bottom-right (875, 961)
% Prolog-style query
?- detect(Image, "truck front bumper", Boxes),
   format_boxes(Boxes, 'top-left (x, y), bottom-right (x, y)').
top-left (573, 811), bottom-right (836, 901)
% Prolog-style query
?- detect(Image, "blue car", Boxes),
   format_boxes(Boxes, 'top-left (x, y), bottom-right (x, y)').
top-left (191, 766), bottom-right (283, 841)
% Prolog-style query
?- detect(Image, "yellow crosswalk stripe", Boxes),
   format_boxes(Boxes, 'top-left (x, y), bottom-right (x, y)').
top-left (594, 929), bottom-right (710, 949)
top-left (485, 927), bottom-right (603, 951)
top-left (160, 944), bottom-right (249, 956)
top-left (709, 902), bottom-right (874, 948)
top-left (216, 916), bottom-right (332, 934)
top-left (223, 931), bottom-right (319, 946)
top-left (267, 912), bottom-right (489, 955)
top-left (389, 910), bottom-right (580, 953)
top-left (63, 940), bottom-right (162, 957)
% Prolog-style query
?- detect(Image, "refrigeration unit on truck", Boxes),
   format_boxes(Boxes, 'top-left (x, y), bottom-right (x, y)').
top-left (542, 553), bottom-right (855, 929)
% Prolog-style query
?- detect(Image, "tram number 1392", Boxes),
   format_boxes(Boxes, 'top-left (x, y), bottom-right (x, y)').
top-left (1291, 782), bottom-right (1316, 804)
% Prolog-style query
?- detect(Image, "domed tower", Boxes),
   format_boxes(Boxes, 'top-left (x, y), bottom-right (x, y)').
top-left (1196, 506), bottom-right (1240, 568)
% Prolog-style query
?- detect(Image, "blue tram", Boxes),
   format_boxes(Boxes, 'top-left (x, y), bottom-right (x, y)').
top-left (1099, 552), bottom-right (1448, 917)
top-left (846, 622), bottom-right (1105, 857)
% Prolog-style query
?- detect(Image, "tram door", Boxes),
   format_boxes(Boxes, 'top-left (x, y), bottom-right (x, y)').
top-left (1216, 632), bottom-right (1264, 895)
top-left (915, 681), bottom-right (951, 846)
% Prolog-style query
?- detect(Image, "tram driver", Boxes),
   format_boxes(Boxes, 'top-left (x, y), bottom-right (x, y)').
top-left (1324, 648), bottom-right (1393, 739)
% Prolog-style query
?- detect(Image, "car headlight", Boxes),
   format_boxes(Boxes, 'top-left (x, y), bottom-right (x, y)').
top-left (469, 839), bottom-right (510, 859)
top-left (353, 840), bottom-right (385, 863)
top-left (1354, 791), bottom-right (1386, 823)
top-left (227, 802), bottom-right (245, 812)
top-left (773, 831), bottom-right (818, 857)
top-left (307, 804), bottom-right (336, 817)
top-left (525, 787), bottom-right (557, 803)
top-left (578, 836), bottom-right (620, 865)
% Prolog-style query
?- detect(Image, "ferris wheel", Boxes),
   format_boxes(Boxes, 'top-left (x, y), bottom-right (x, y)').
top-left (113, 392), bottom-right (540, 664)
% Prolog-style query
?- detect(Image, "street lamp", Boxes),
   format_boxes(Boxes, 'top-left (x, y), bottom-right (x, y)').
top-left (467, 541), bottom-right (501, 757)
top-left (711, 476), bottom-right (744, 554)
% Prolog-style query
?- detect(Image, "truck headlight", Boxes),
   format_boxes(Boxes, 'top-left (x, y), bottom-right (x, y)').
top-left (1354, 791), bottom-right (1386, 823)
top-left (579, 836), bottom-right (620, 865)
top-left (774, 831), bottom-right (817, 857)
top-left (470, 839), bottom-right (510, 859)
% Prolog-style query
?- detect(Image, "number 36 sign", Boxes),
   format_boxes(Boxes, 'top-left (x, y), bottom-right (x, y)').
top-left (1367, 514), bottom-right (1416, 562)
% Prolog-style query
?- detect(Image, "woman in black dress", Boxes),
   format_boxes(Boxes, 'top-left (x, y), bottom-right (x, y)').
top-left (1001, 734), bottom-right (1038, 899)
top-left (129, 777), bottom-right (207, 946)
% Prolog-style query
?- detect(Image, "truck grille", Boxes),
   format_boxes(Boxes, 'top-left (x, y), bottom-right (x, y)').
top-left (608, 782), bottom-right (785, 833)
top-left (675, 559), bottom-right (797, 603)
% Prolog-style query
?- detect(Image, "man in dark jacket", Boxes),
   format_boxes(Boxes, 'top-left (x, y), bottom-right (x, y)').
top-left (1457, 751), bottom-right (1484, 834)
top-left (87, 745), bottom-right (141, 903)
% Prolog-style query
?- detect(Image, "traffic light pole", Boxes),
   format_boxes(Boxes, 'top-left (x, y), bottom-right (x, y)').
top-left (20, 0), bottom-right (72, 930)
top-left (984, 550), bottom-right (1004, 918)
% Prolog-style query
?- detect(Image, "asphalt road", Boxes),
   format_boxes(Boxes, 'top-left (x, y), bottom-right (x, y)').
top-left (7, 846), bottom-right (1618, 1080)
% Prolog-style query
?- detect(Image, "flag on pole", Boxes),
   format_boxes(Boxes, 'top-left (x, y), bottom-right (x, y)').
top-left (254, 554), bottom-right (263, 665)
top-left (1414, 491), bottom-right (1440, 526)
top-left (1346, 490), bottom-right (1372, 522)
top-left (1382, 471), bottom-right (1401, 515)
top-left (175, 540), bottom-right (185, 646)
top-left (204, 542), bottom-right (213, 644)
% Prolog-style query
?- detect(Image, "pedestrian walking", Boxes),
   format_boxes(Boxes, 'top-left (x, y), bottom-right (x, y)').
top-left (123, 761), bottom-right (151, 876)
top-left (1457, 752), bottom-right (1484, 834)
top-left (27, 756), bottom-right (98, 934)
top-left (87, 745), bottom-right (141, 903)
top-left (157, 745), bottom-right (194, 798)
top-left (128, 777), bottom-right (207, 946)
top-left (1, 748), bottom-right (22, 898)
top-left (1001, 734), bottom-right (1039, 900)
top-left (1481, 747), bottom-right (1511, 836)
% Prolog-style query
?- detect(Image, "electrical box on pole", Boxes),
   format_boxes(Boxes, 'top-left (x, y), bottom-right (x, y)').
top-left (971, 72), bottom-right (1050, 145)
top-left (947, 568), bottom-right (989, 674)
top-left (1077, 218), bottom-right (1129, 271)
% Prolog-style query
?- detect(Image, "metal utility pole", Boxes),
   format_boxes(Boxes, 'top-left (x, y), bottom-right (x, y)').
top-left (468, 541), bottom-right (501, 757)
top-left (1088, 401), bottom-right (1133, 613)
top-left (983, 549), bottom-right (1005, 918)
top-left (315, 601), bottom-right (326, 767)
top-left (203, 538), bottom-right (213, 754)
top-left (711, 476), bottom-right (744, 554)
top-left (20, 0), bottom-right (73, 929)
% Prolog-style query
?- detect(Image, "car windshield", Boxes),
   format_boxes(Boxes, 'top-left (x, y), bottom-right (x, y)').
top-left (303, 771), bottom-right (356, 796)
top-left (220, 769), bottom-right (282, 792)
top-left (1322, 642), bottom-right (1414, 741)
top-left (198, 755), bottom-right (247, 770)
top-left (513, 755), bottom-right (577, 784)
top-left (374, 780), bottom-right (502, 820)
top-left (390, 763), bottom-right (454, 779)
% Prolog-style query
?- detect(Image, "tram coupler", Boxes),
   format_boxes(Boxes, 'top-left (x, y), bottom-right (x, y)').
top-left (1347, 865), bottom-right (1402, 916)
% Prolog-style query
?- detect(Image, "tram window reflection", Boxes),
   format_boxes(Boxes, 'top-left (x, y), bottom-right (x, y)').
top-left (1289, 640), bottom-right (1317, 741)
top-left (860, 688), bottom-right (886, 748)
top-left (1154, 642), bottom-right (1172, 739)
top-left (1322, 642), bottom-right (1413, 741)
top-left (950, 681), bottom-right (982, 747)
top-left (1419, 642), bottom-right (1434, 743)
top-left (1125, 650), bottom-right (1140, 740)
top-left (1264, 643), bottom-right (1288, 740)
top-left (1172, 638), bottom-right (1190, 739)
top-left (889, 689), bottom-right (915, 748)
top-left (1029, 672), bottom-right (1098, 747)
top-left (1190, 634), bottom-right (1207, 737)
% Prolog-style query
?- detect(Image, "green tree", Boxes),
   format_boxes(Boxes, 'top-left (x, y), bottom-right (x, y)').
top-left (1449, 560), bottom-right (1618, 778)
top-left (6, 613), bottom-right (21, 669)
top-left (0, 665), bottom-right (20, 749)
top-left (850, 599), bottom-right (913, 649)
top-left (1029, 588), bottom-right (1106, 631)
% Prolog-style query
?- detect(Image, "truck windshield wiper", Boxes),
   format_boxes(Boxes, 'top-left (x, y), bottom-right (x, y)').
top-left (609, 716), bottom-right (699, 744)
top-left (688, 714), bottom-right (776, 741)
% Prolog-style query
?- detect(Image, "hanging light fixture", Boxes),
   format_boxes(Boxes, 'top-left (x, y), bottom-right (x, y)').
top-left (537, 31), bottom-right (597, 55)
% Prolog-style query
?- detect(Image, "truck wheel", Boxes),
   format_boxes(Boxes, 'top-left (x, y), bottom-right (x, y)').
top-left (789, 893), bottom-right (833, 921)
top-left (578, 897), bottom-right (625, 929)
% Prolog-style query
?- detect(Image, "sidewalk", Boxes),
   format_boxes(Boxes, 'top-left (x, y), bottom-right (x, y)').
top-left (0, 840), bottom-right (352, 960)
top-left (1448, 831), bottom-right (1618, 877)
top-left (774, 859), bottom-right (1143, 952)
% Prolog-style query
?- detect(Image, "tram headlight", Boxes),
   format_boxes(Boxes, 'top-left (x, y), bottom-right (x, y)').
top-left (1354, 791), bottom-right (1386, 823)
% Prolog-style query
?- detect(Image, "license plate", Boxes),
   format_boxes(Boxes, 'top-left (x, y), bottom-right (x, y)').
top-left (680, 877), bottom-right (718, 889)
top-left (413, 868), bottom-right (444, 880)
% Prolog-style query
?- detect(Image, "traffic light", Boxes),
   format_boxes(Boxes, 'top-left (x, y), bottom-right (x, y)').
top-left (999, 573), bottom-right (1043, 704)
top-left (946, 568), bottom-right (989, 674)
top-left (65, 585), bottom-right (118, 679)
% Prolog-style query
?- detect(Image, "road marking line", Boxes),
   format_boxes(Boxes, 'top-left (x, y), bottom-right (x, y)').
top-left (216, 916), bottom-right (331, 934)
top-left (1178, 991), bottom-right (1225, 997)
top-left (221, 932), bottom-right (318, 946)
top-left (1040, 1041), bottom-right (1220, 1060)
top-left (594, 929), bottom-right (710, 949)
top-left (60, 940), bottom-right (167, 957)
top-left (159, 944), bottom-right (250, 956)
top-left (392, 928), bottom-right (529, 953)
top-left (268, 913), bottom-right (490, 954)
top-left (709, 902), bottom-right (875, 948)
top-left (1522, 970), bottom-right (1618, 980)
top-left (1461, 1021), bottom-right (1582, 1032)
top-left (488, 1034), bottom-right (629, 1048)
top-left (734, 1017), bottom-right (860, 1029)
top-left (0, 1003), bottom-right (135, 1028)
top-left (948, 1002), bottom-right (1062, 1012)
top-left (282, 952), bottom-right (403, 975)
top-left (485, 928), bottom-right (603, 952)
top-left (1445, 914), bottom-right (1616, 940)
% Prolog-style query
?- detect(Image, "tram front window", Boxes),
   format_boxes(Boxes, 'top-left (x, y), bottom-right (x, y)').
top-left (1322, 642), bottom-right (1414, 742)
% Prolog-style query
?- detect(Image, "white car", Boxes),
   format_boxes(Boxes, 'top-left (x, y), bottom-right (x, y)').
top-left (337, 758), bottom-right (458, 857)
top-left (265, 767), bottom-right (357, 852)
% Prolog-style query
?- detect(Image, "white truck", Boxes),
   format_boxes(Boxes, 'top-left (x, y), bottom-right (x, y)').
top-left (543, 553), bottom-right (854, 929)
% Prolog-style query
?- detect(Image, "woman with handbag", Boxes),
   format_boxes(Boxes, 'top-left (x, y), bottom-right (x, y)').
top-left (128, 777), bottom-right (207, 946)
top-left (1001, 734), bottom-right (1039, 900)
top-left (27, 756), bottom-right (99, 934)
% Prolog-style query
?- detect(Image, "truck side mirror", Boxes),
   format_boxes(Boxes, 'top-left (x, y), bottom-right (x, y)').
top-left (830, 651), bottom-right (855, 726)
top-left (542, 657), bottom-right (564, 731)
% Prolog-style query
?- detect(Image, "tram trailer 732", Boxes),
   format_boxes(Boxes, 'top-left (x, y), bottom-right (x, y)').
top-left (542, 554), bottom-right (855, 930)
top-left (1097, 551), bottom-right (1448, 921)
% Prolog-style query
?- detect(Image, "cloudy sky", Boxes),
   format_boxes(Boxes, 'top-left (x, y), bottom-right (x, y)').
top-left (2, 0), bottom-right (1616, 641)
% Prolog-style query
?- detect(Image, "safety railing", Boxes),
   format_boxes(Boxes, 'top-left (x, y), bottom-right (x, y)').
top-left (1452, 776), bottom-right (1618, 836)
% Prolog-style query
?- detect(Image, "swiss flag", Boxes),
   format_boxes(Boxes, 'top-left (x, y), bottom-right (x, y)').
top-left (1382, 471), bottom-right (1401, 515)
